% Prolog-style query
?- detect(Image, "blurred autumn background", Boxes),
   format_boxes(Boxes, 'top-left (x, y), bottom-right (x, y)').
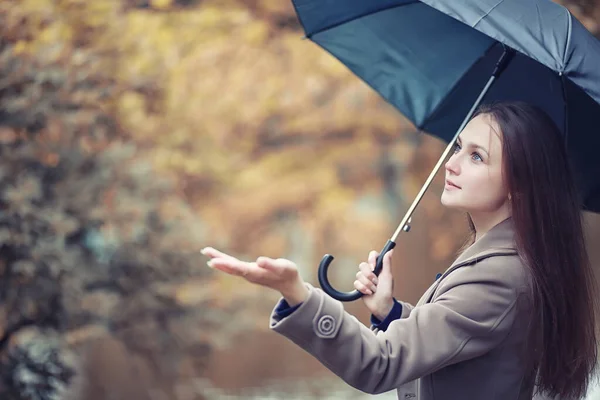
top-left (1, 1), bottom-right (599, 399)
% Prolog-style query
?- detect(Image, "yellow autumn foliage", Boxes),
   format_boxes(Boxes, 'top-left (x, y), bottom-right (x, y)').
top-left (5, 0), bottom-right (598, 285)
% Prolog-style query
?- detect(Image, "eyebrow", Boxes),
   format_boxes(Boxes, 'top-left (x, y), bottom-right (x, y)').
top-left (457, 136), bottom-right (489, 156)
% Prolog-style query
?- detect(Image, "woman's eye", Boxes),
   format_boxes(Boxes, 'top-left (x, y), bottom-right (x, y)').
top-left (453, 143), bottom-right (461, 153)
top-left (472, 152), bottom-right (483, 162)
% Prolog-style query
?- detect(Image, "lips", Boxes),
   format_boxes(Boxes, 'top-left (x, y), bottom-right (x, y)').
top-left (445, 179), bottom-right (461, 189)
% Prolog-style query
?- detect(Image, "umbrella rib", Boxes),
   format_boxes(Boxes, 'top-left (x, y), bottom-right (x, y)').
top-left (562, 9), bottom-right (573, 71)
top-left (471, 0), bottom-right (506, 29)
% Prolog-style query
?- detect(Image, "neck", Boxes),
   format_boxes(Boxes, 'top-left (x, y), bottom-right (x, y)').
top-left (469, 209), bottom-right (511, 241)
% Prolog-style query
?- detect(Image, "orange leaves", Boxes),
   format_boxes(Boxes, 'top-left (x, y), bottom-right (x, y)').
top-left (150, 0), bottom-right (173, 10)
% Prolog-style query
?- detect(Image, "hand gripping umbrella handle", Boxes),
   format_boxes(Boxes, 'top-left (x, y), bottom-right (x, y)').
top-left (318, 239), bottom-right (396, 301)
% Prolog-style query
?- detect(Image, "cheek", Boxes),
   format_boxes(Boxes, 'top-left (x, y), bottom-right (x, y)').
top-left (465, 170), bottom-right (507, 206)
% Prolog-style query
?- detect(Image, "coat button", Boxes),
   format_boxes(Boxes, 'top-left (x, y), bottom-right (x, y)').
top-left (317, 315), bottom-right (336, 336)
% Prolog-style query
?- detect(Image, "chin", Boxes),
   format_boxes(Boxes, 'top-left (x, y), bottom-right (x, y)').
top-left (441, 193), bottom-right (456, 207)
top-left (441, 195), bottom-right (468, 212)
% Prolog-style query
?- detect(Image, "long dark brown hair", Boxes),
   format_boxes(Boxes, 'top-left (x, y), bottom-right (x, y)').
top-left (461, 102), bottom-right (598, 399)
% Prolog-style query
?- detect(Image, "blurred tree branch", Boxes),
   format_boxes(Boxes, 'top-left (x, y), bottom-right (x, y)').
top-left (0, 7), bottom-right (234, 399)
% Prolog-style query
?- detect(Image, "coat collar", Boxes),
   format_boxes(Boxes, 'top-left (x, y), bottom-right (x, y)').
top-left (417, 217), bottom-right (519, 307)
top-left (450, 217), bottom-right (518, 269)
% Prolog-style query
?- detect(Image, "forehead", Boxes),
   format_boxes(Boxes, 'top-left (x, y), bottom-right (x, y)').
top-left (461, 114), bottom-right (503, 148)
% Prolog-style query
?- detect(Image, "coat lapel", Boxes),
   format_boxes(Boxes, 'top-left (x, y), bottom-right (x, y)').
top-left (417, 217), bottom-right (518, 306)
top-left (449, 217), bottom-right (517, 268)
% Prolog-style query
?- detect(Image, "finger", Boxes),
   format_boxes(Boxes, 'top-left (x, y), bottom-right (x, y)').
top-left (356, 272), bottom-right (377, 292)
top-left (367, 251), bottom-right (378, 269)
top-left (209, 258), bottom-right (253, 278)
top-left (359, 262), bottom-right (378, 284)
top-left (201, 247), bottom-right (238, 261)
top-left (353, 280), bottom-right (373, 295)
top-left (255, 256), bottom-right (294, 273)
top-left (207, 258), bottom-right (241, 276)
top-left (256, 256), bottom-right (281, 270)
top-left (382, 249), bottom-right (394, 274)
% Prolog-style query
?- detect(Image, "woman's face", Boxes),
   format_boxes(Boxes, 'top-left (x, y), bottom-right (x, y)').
top-left (441, 113), bottom-right (509, 213)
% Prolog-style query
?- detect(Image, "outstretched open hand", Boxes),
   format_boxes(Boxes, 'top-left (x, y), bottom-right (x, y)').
top-left (201, 247), bottom-right (309, 306)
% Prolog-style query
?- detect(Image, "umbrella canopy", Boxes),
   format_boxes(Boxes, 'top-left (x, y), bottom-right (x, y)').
top-left (292, 0), bottom-right (600, 212)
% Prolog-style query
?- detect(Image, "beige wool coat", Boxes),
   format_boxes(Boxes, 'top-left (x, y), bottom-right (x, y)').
top-left (270, 217), bottom-right (540, 399)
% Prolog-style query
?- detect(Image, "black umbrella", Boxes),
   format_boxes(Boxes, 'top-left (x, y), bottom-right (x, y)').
top-left (289, 0), bottom-right (600, 301)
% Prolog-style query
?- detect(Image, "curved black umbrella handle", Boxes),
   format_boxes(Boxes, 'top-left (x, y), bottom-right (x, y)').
top-left (318, 240), bottom-right (396, 302)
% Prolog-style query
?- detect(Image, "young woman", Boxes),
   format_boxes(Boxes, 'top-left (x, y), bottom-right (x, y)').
top-left (202, 102), bottom-right (598, 399)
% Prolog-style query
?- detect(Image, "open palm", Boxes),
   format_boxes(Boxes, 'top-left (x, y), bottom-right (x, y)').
top-left (201, 247), bottom-right (301, 295)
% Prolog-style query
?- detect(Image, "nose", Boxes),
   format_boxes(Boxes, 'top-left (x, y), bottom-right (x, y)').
top-left (445, 153), bottom-right (460, 175)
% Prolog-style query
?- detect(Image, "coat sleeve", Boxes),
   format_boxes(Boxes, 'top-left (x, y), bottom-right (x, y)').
top-left (398, 300), bottom-right (414, 318)
top-left (269, 262), bottom-right (524, 395)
